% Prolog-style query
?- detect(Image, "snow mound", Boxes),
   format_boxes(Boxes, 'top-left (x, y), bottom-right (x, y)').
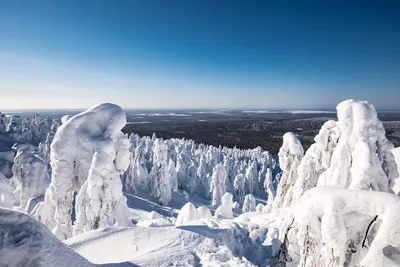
top-left (176, 202), bottom-right (201, 226)
top-left (66, 226), bottom-right (255, 266)
top-left (0, 208), bottom-right (93, 267)
top-left (197, 206), bottom-right (212, 219)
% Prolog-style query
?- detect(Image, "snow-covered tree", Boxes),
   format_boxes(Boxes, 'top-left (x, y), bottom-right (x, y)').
top-left (197, 155), bottom-right (210, 199)
top-left (11, 147), bottom-right (49, 209)
top-left (291, 120), bottom-right (341, 204)
top-left (34, 103), bottom-right (130, 240)
top-left (318, 99), bottom-right (398, 192)
top-left (168, 159), bottom-right (178, 192)
top-left (74, 134), bottom-right (131, 235)
top-left (0, 172), bottom-right (15, 208)
top-left (214, 192), bottom-right (234, 219)
top-left (149, 139), bottom-right (173, 205)
top-left (263, 168), bottom-right (275, 212)
top-left (210, 163), bottom-right (227, 206)
top-left (245, 160), bottom-right (258, 195)
top-left (234, 173), bottom-right (246, 203)
top-left (273, 132), bottom-right (304, 209)
top-left (242, 194), bottom-right (256, 213)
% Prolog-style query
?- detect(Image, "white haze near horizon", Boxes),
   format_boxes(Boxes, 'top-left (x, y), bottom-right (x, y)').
top-left (1, 52), bottom-right (399, 110)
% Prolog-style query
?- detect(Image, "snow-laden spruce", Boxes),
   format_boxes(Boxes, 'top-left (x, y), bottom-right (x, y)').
top-left (215, 192), bottom-right (234, 219)
top-left (291, 120), bottom-right (341, 204)
top-left (318, 99), bottom-right (398, 191)
top-left (73, 135), bottom-right (131, 235)
top-left (242, 194), bottom-right (256, 213)
top-left (11, 146), bottom-right (49, 209)
top-left (273, 132), bottom-right (304, 208)
top-left (262, 99), bottom-right (400, 267)
top-left (34, 103), bottom-right (130, 240)
top-left (0, 172), bottom-right (15, 208)
top-left (124, 134), bottom-right (279, 206)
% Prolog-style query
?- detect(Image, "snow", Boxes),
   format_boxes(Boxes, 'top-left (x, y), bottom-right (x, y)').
top-left (176, 202), bottom-right (202, 226)
top-left (0, 208), bottom-right (93, 267)
top-left (35, 103), bottom-right (130, 240)
top-left (1, 99), bottom-right (399, 267)
top-left (215, 192), bottom-right (234, 219)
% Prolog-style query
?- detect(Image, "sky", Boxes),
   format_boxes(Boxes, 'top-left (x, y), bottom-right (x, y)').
top-left (0, 0), bottom-right (399, 110)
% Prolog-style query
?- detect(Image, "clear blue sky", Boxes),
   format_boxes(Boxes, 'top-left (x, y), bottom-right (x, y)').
top-left (0, 0), bottom-right (399, 109)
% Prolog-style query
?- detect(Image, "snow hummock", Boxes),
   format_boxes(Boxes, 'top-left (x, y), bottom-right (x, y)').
top-left (176, 202), bottom-right (201, 226)
top-left (0, 208), bottom-right (93, 267)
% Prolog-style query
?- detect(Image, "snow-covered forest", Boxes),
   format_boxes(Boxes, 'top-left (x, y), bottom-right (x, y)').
top-left (1, 99), bottom-right (400, 267)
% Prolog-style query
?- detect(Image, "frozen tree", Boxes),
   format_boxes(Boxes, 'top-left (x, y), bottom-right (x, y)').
top-left (74, 135), bottom-right (131, 235)
top-left (149, 139), bottom-right (172, 205)
top-left (0, 172), bottom-right (15, 208)
top-left (263, 168), bottom-right (275, 212)
top-left (0, 112), bottom-right (6, 132)
top-left (176, 202), bottom-right (201, 226)
top-left (197, 206), bottom-right (212, 219)
top-left (318, 100), bottom-right (398, 192)
top-left (210, 163), bottom-right (227, 206)
top-left (34, 103), bottom-right (129, 240)
top-left (242, 194), bottom-right (256, 213)
top-left (12, 148), bottom-right (50, 209)
top-left (245, 160), bottom-right (258, 195)
top-left (234, 173), bottom-right (246, 203)
top-left (168, 159), bottom-right (178, 192)
top-left (214, 192), bottom-right (234, 219)
top-left (130, 145), bottom-right (149, 191)
top-left (186, 161), bottom-right (197, 194)
top-left (197, 155), bottom-right (210, 199)
top-left (291, 120), bottom-right (341, 204)
top-left (273, 132), bottom-right (304, 209)
top-left (176, 153), bottom-right (188, 189)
